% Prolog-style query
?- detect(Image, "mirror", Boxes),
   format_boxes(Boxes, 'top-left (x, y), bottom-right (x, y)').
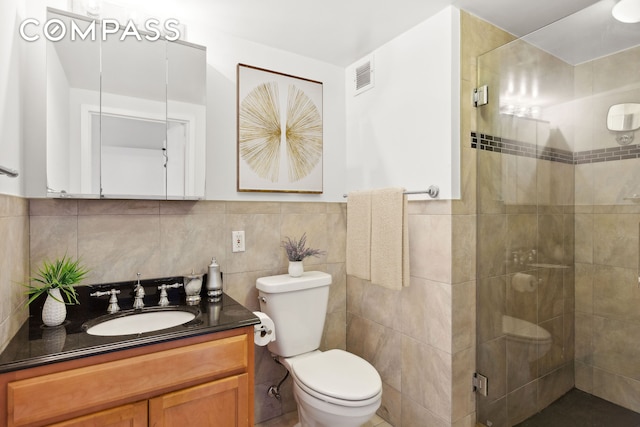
top-left (607, 103), bottom-right (640, 132)
top-left (99, 24), bottom-right (168, 198)
top-left (46, 8), bottom-right (206, 199)
top-left (46, 11), bottom-right (101, 197)
top-left (166, 40), bottom-right (207, 199)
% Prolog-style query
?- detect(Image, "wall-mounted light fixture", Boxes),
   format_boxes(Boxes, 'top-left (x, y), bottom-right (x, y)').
top-left (607, 103), bottom-right (640, 145)
top-left (612, 0), bottom-right (640, 23)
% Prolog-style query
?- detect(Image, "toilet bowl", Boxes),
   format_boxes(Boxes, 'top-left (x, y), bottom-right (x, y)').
top-left (256, 272), bottom-right (383, 427)
top-left (502, 315), bottom-right (552, 361)
top-left (282, 350), bottom-right (382, 427)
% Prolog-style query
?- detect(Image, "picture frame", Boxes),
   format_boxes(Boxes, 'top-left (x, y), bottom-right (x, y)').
top-left (237, 64), bottom-right (323, 193)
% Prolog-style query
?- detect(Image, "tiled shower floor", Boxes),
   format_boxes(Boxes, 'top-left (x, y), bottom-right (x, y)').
top-left (515, 389), bottom-right (640, 427)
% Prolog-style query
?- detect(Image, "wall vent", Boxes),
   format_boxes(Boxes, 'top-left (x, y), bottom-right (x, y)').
top-left (354, 55), bottom-right (374, 96)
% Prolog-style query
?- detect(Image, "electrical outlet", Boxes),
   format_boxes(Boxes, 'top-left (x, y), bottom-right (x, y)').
top-left (232, 230), bottom-right (245, 253)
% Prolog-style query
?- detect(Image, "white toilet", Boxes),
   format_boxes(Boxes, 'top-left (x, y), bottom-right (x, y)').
top-left (502, 315), bottom-right (552, 362)
top-left (257, 271), bottom-right (382, 427)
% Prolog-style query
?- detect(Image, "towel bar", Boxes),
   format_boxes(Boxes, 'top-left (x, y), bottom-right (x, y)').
top-left (343, 185), bottom-right (439, 199)
top-left (0, 164), bottom-right (18, 178)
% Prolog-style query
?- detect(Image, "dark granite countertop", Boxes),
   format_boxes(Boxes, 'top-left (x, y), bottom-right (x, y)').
top-left (0, 276), bottom-right (260, 374)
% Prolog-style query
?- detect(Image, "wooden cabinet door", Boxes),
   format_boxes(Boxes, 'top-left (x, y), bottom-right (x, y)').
top-left (49, 401), bottom-right (147, 427)
top-left (149, 374), bottom-right (249, 427)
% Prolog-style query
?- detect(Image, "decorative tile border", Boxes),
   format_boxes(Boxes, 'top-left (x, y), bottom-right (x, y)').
top-left (573, 144), bottom-right (640, 164)
top-left (471, 132), bottom-right (640, 165)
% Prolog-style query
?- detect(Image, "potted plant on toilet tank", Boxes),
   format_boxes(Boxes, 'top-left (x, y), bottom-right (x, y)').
top-left (281, 233), bottom-right (325, 277)
top-left (23, 255), bottom-right (89, 327)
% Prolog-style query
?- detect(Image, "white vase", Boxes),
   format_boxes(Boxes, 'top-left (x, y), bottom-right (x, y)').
top-left (288, 261), bottom-right (304, 277)
top-left (42, 288), bottom-right (67, 327)
top-left (42, 325), bottom-right (67, 353)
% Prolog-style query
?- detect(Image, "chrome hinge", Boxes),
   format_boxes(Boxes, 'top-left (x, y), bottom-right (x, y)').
top-left (473, 372), bottom-right (488, 396)
top-left (473, 85), bottom-right (489, 107)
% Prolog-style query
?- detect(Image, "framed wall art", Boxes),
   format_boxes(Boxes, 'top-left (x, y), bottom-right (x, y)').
top-left (237, 64), bottom-right (323, 193)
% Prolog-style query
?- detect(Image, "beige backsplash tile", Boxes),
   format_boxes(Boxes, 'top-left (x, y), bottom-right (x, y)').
top-left (77, 214), bottom-right (162, 283)
top-left (78, 199), bottom-right (159, 216)
top-left (280, 212), bottom-right (328, 267)
top-left (0, 196), bottom-right (29, 354)
top-left (159, 213), bottom-right (227, 277)
top-left (226, 201), bottom-right (281, 214)
top-left (225, 213), bottom-right (282, 274)
top-left (160, 200), bottom-right (226, 215)
top-left (0, 194), bottom-right (28, 217)
top-left (29, 216), bottom-right (78, 270)
top-left (29, 198), bottom-right (78, 216)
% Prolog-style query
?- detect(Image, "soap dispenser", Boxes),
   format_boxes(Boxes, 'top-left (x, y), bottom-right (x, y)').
top-left (206, 257), bottom-right (222, 300)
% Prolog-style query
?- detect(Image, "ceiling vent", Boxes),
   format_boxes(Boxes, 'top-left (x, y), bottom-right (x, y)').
top-left (354, 55), bottom-right (374, 96)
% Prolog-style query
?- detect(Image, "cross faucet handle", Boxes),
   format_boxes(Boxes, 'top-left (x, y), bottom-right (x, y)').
top-left (90, 288), bottom-right (121, 314)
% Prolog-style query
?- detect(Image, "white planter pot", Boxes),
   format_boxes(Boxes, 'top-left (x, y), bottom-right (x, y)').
top-left (42, 288), bottom-right (67, 327)
top-left (288, 261), bottom-right (304, 277)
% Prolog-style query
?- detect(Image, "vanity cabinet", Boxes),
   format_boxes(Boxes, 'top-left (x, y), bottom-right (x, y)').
top-left (50, 401), bottom-right (148, 427)
top-left (149, 373), bottom-right (248, 426)
top-left (0, 327), bottom-right (254, 427)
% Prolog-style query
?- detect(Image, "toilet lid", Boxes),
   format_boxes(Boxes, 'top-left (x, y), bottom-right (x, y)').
top-left (291, 349), bottom-right (382, 401)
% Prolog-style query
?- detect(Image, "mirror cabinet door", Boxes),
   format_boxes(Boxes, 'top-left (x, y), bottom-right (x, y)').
top-left (46, 10), bottom-right (101, 197)
top-left (166, 41), bottom-right (207, 200)
top-left (100, 28), bottom-right (167, 198)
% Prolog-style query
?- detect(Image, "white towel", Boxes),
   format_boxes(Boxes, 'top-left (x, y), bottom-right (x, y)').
top-left (346, 190), bottom-right (372, 280)
top-left (370, 187), bottom-right (409, 290)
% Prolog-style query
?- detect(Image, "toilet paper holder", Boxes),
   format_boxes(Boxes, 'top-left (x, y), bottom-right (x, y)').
top-left (255, 324), bottom-right (273, 338)
top-left (255, 299), bottom-right (272, 336)
top-left (253, 310), bottom-right (276, 345)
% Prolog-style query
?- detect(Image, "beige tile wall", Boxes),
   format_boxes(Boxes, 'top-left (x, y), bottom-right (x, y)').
top-left (574, 204), bottom-right (640, 413)
top-left (0, 194), bottom-right (29, 353)
top-left (346, 201), bottom-right (461, 427)
top-left (573, 44), bottom-right (640, 415)
top-left (27, 198), bottom-right (347, 425)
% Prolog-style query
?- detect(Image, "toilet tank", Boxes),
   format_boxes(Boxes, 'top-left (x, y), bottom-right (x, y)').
top-left (257, 271), bottom-right (331, 357)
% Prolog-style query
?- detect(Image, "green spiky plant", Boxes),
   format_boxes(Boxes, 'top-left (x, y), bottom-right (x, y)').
top-left (281, 233), bottom-right (325, 262)
top-left (24, 256), bottom-right (89, 306)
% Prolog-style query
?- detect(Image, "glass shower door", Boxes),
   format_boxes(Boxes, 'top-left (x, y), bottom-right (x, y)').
top-left (475, 37), bottom-right (576, 427)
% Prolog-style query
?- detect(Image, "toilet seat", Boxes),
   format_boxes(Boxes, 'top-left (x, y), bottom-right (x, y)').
top-left (289, 349), bottom-right (382, 407)
top-left (502, 315), bottom-right (552, 343)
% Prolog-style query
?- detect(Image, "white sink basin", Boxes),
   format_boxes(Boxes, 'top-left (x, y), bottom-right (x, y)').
top-left (85, 309), bottom-right (197, 336)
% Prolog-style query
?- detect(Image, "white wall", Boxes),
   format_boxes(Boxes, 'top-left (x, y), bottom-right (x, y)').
top-left (345, 6), bottom-right (461, 200)
top-left (185, 25), bottom-right (347, 202)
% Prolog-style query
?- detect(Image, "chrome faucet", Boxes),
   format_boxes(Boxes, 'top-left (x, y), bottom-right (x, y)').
top-left (90, 288), bottom-right (121, 314)
top-left (133, 273), bottom-right (145, 309)
top-left (157, 282), bottom-right (183, 306)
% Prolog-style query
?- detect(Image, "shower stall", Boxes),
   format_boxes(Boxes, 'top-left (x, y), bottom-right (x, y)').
top-left (474, 1), bottom-right (640, 425)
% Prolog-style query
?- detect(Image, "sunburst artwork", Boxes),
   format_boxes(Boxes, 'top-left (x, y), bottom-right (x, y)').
top-left (237, 64), bottom-right (323, 193)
